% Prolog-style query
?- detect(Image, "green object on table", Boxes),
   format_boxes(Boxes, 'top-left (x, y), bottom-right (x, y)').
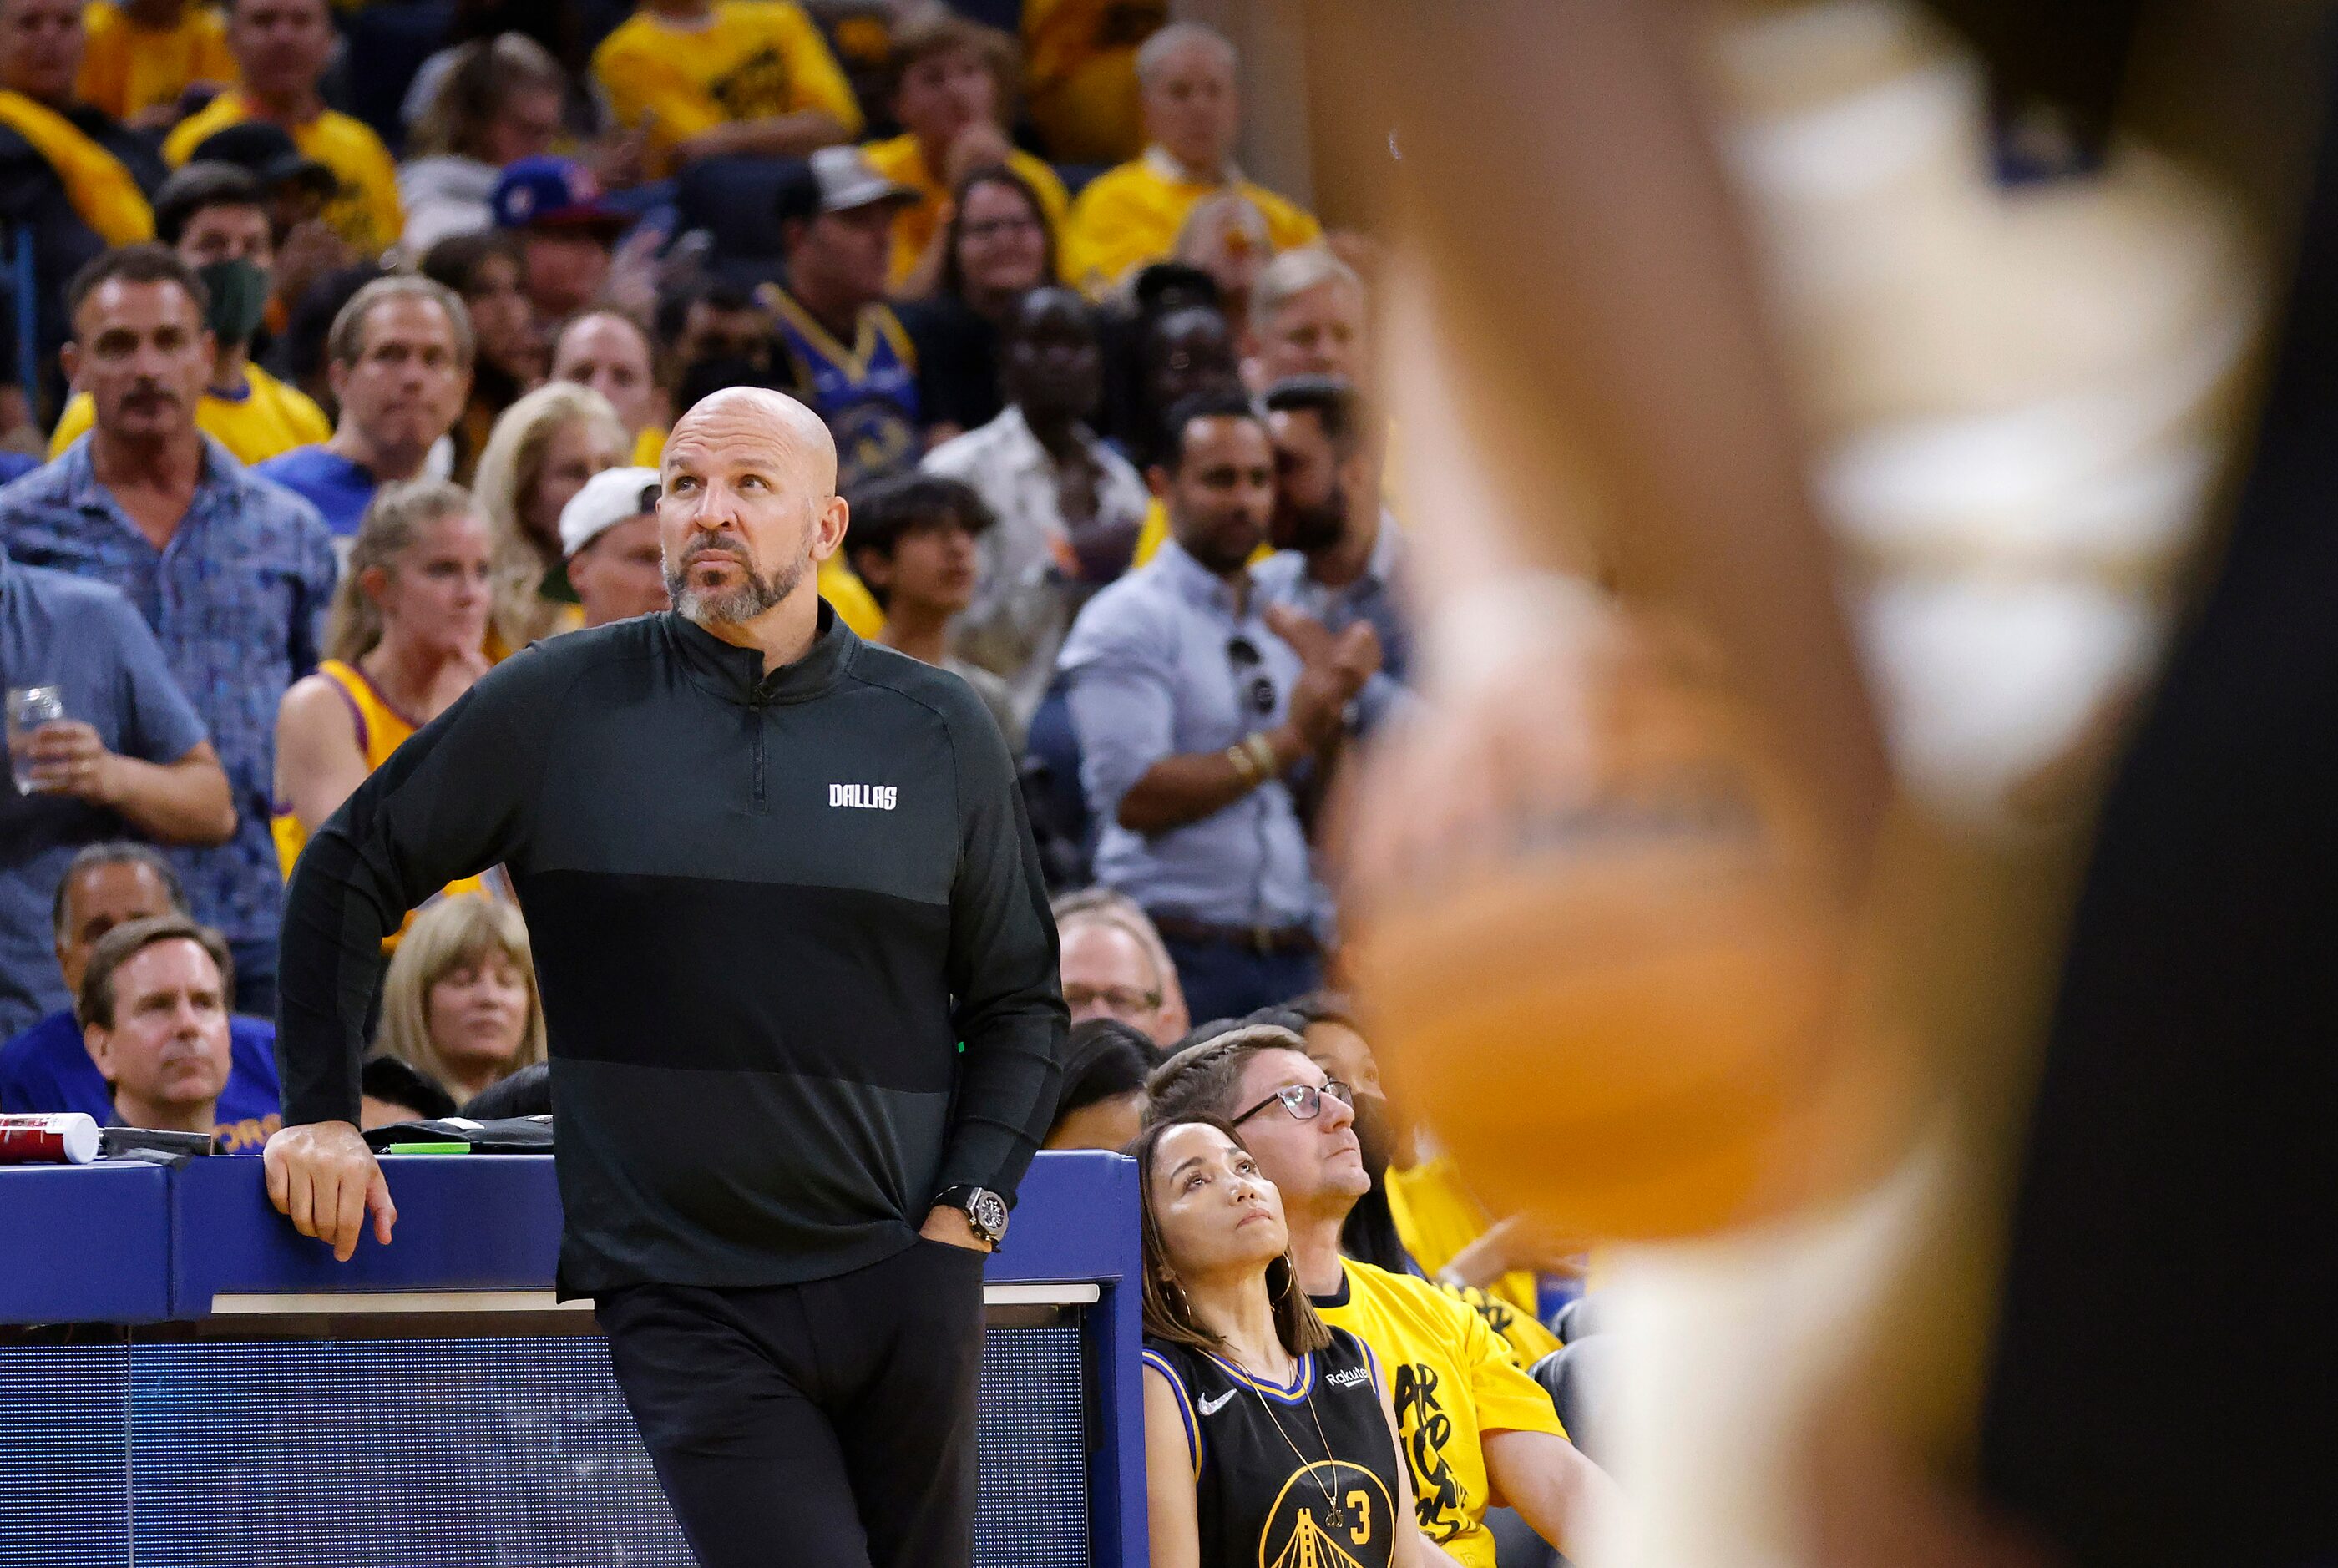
top-left (381, 1141), bottom-right (470, 1155)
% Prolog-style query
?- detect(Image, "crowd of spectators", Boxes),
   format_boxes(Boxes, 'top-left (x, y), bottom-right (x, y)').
top-left (0, 0), bottom-right (1389, 1080)
top-left (0, 3), bottom-right (1612, 1557)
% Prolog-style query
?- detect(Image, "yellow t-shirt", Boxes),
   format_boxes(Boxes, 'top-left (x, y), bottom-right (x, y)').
top-left (1437, 1281), bottom-right (1564, 1365)
top-left (1314, 1259), bottom-right (1566, 1568)
top-left (629, 420), bottom-right (881, 635)
top-left (1020, 0), bottom-right (1164, 166)
top-left (1063, 149), bottom-right (1322, 297)
top-left (271, 660), bottom-right (490, 938)
top-left (861, 134), bottom-right (1070, 291)
top-left (1386, 1156), bottom-right (1540, 1320)
top-left (164, 95), bottom-right (402, 254)
top-left (76, 2), bottom-right (236, 124)
top-left (593, 1), bottom-right (861, 171)
top-left (48, 363), bottom-right (331, 466)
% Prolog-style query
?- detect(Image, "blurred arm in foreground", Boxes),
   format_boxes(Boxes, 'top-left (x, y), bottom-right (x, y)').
top-left (1313, 0), bottom-right (1891, 903)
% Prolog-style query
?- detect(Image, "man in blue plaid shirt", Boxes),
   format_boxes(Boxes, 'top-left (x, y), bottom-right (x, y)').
top-left (0, 245), bottom-right (335, 1017)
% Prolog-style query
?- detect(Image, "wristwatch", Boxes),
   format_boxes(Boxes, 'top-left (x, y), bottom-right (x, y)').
top-left (934, 1185), bottom-right (1009, 1249)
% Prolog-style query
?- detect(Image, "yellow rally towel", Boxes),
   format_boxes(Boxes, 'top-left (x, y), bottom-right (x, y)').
top-left (0, 91), bottom-right (152, 245)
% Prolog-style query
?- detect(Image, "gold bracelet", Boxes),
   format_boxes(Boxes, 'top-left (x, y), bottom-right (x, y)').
top-left (1225, 742), bottom-right (1261, 787)
top-left (1242, 731), bottom-right (1280, 780)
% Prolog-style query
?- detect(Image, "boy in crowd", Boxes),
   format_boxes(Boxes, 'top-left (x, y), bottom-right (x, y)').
top-left (846, 471), bottom-right (1021, 746)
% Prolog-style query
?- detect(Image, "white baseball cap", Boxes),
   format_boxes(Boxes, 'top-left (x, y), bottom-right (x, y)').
top-left (559, 466), bottom-right (661, 559)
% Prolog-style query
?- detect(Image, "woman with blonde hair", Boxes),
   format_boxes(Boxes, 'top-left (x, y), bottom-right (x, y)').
top-left (471, 381), bottom-right (630, 656)
top-left (375, 893), bottom-right (548, 1106)
top-left (273, 481), bottom-right (494, 913)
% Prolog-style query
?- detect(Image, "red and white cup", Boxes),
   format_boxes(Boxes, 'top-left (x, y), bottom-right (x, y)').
top-left (0, 1113), bottom-right (101, 1165)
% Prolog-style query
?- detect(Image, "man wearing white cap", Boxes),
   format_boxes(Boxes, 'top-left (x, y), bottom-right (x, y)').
top-left (559, 466), bottom-right (670, 629)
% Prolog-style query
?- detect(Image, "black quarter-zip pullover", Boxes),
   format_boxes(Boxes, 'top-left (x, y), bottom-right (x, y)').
top-left (276, 607), bottom-right (1067, 1294)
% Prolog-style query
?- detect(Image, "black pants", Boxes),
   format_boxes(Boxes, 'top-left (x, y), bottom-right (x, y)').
top-left (596, 1238), bottom-right (987, 1568)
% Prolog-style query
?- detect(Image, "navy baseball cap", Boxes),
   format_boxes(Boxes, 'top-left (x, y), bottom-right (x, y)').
top-left (188, 121), bottom-right (337, 199)
top-left (491, 157), bottom-right (632, 237)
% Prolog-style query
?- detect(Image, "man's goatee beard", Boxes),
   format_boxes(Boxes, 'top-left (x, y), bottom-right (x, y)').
top-left (670, 554), bottom-right (807, 624)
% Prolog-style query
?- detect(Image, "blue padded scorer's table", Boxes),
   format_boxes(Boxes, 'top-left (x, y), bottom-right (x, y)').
top-left (0, 1150), bottom-right (1144, 1568)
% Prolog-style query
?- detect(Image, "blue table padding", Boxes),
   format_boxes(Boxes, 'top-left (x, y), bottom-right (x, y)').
top-left (170, 1155), bottom-right (566, 1314)
top-left (0, 1162), bottom-right (171, 1322)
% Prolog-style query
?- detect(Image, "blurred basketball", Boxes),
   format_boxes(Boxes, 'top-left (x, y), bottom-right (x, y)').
top-left (1350, 671), bottom-right (1857, 1241)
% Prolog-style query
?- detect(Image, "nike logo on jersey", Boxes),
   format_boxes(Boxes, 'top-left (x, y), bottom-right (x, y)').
top-left (829, 784), bottom-right (898, 810)
top-left (1197, 1389), bottom-right (1238, 1416)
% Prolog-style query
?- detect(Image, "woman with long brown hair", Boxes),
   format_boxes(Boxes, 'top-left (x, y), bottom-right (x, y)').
top-left (904, 163), bottom-right (1060, 440)
top-left (1136, 1114), bottom-right (1463, 1568)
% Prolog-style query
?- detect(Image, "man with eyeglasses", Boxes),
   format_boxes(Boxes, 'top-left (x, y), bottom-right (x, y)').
top-left (1052, 888), bottom-right (1190, 1050)
top-left (1146, 1025), bottom-right (1619, 1566)
top-left (1057, 390), bottom-right (1379, 1021)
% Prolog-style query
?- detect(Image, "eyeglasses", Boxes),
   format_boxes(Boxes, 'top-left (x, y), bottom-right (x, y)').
top-left (1227, 635), bottom-right (1276, 718)
top-left (1064, 983), bottom-right (1163, 1015)
top-left (1231, 1079), bottom-right (1354, 1128)
top-left (962, 215), bottom-right (1043, 242)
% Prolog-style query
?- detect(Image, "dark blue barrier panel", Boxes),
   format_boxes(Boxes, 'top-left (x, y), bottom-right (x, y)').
top-left (0, 1163), bottom-right (170, 1322)
top-left (1017, 1150), bottom-right (1149, 1568)
top-left (0, 1151), bottom-right (1146, 1567)
top-left (171, 1151), bottom-right (1136, 1312)
top-left (171, 1155), bottom-right (565, 1313)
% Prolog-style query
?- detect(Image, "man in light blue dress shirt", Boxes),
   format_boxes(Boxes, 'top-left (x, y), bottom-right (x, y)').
top-left (1057, 391), bottom-right (1379, 1022)
top-left (1255, 375), bottom-right (1413, 713)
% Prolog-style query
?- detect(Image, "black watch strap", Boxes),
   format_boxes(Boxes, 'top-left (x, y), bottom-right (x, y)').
top-left (933, 1185), bottom-right (1008, 1247)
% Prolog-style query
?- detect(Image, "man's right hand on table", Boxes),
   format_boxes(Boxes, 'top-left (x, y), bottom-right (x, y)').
top-left (264, 1120), bottom-right (396, 1262)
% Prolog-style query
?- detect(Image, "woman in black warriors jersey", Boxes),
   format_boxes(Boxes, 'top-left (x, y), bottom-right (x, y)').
top-left (1136, 1116), bottom-right (1466, 1568)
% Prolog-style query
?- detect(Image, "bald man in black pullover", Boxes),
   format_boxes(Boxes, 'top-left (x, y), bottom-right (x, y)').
top-left (263, 387), bottom-right (1068, 1568)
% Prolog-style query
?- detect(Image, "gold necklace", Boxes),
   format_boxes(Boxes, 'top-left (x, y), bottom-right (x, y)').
top-left (1221, 1346), bottom-right (1350, 1534)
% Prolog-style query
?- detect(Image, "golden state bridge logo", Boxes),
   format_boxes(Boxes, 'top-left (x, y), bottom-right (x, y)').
top-left (1259, 1459), bottom-right (1396, 1568)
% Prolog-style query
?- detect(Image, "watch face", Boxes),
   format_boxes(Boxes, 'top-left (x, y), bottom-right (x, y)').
top-left (969, 1189), bottom-right (1009, 1242)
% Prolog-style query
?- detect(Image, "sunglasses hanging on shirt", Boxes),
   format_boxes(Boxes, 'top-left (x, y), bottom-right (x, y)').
top-left (1226, 635), bottom-right (1277, 718)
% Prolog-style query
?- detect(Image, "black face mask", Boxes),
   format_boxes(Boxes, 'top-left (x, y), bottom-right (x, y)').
top-left (195, 259), bottom-right (270, 348)
top-left (1349, 1091), bottom-right (1397, 1186)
